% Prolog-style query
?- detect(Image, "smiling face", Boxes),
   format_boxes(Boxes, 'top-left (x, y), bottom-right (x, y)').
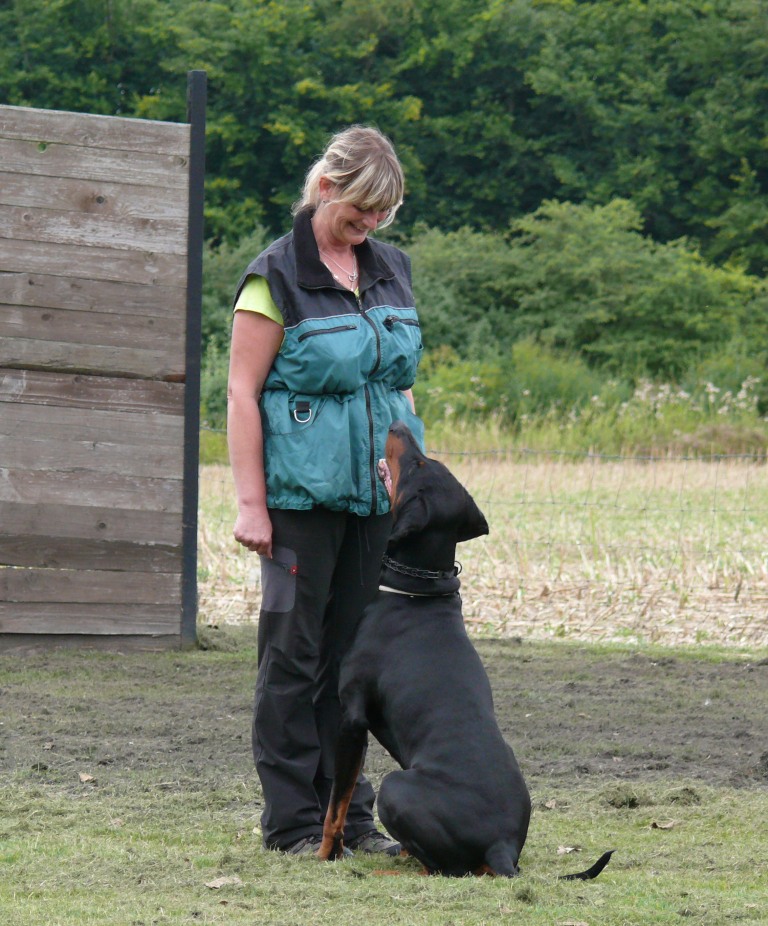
top-left (313, 176), bottom-right (392, 249)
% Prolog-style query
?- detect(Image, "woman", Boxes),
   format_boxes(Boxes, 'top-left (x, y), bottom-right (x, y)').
top-left (227, 126), bottom-right (424, 856)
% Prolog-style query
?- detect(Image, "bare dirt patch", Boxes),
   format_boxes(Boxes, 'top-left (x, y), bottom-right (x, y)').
top-left (2, 630), bottom-right (765, 813)
top-left (477, 638), bottom-right (768, 790)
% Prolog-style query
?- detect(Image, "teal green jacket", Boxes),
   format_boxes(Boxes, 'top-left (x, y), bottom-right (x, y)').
top-left (234, 209), bottom-right (424, 516)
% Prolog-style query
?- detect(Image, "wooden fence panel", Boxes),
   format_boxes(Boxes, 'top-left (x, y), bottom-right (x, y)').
top-left (0, 172), bottom-right (189, 220)
top-left (0, 75), bottom-right (206, 649)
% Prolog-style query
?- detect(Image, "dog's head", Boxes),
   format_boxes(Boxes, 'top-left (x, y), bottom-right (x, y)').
top-left (380, 421), bottom-right (489, 550)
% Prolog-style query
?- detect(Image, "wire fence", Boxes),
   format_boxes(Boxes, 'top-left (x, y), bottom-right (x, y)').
top-left (198, 431), bottom-right (768, 648)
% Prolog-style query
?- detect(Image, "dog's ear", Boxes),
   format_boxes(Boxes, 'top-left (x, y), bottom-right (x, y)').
top-left (389, 490), bottom-right (430, 544)
top-left (457, 488), bottom-right (489, 542)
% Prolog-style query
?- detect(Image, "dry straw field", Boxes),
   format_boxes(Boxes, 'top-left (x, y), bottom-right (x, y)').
top-left (198, 453), bottom-right (768, 648)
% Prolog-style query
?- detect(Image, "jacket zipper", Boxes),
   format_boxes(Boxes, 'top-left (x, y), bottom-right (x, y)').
top-left (356, 292), bottom-right (380, 515)
top-left (357, 295), bottom-right (382, 376)
top-left (298, 323), bottom-right (357, 341)
top-left (383, 315), bottom-right (420, 331)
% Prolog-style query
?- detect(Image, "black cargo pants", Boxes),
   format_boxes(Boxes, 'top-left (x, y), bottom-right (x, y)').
top-left (253, 506), bottom-right (392, 850)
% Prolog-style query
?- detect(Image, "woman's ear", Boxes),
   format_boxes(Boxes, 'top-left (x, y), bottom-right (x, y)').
top-left (318, 175), bottom-right (335, 202)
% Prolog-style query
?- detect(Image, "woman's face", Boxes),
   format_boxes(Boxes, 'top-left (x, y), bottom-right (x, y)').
top-left (315, 178), bottom-right (390, 248)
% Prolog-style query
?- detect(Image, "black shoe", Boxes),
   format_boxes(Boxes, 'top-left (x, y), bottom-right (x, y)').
top-left (283, 835), bottom-right (353, 858)
top-left (283, 835), bottom-right (323, 856)
top-left (347, 829), bottom-right (401, 856)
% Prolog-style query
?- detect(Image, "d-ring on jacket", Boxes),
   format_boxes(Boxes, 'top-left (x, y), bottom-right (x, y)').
top-left (233, 209), bottom-right (424, 517)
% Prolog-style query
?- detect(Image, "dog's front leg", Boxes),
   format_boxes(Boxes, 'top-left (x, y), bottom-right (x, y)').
top-left (317, 718), bottom-right (367, 860)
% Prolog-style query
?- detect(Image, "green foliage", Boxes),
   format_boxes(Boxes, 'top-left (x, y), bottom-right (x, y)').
top-left (414, 330), bottom-right (768, 457)
top-left (4, 0), bottom-right (768, 266)
top-left (506, 199), bottom-right (763, 378)
top-left (685, 340), bottom-right (768, 416)
top-left (197, 203), bottom-right (768, 448)
top-left (408, 225), bottom-right (523, 355)
top-left (409, 200), bottom-right (768, 381)
top-left (523, 0), bottom-right (768, 272)
top-left (132, 0), bottom-right (426, 243)
top-left (200, 340), bottom-right (229, 431)
top-left (199, 427), bottom-right (228, 465)
top-left (4, 0), bottom-right (768, 447)
top-left (202, 227), bottom-right (270, 351)
top-left (0, 0), bottom-right (173, 114)
top-left (199, 227), bottom-right (270, 429)
top-left (413, 339), bottom-right (607, 427)
top-left (572, 377), bottom-right (768, 457)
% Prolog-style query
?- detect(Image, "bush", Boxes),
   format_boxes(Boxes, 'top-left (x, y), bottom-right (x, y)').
top-left (405, 201), bottom-right (768, 381)
top-left (202, 226), bottom-right (271, 354)
top-left (200, 341), bottom-right (230, 430)
top-left (685, 341), bottom-right (768, 416)
top-left (200, 226), bottom-right (272, 431)
top-left (413, 343), bottom-right (768, 456)
top-left (408, 225), bottom-right (522, 356)
top-left (413, 339), bottom-right (609, 428)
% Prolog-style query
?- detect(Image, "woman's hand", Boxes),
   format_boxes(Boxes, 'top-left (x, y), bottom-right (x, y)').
top-left (233, 505), bottom-right (273, 558)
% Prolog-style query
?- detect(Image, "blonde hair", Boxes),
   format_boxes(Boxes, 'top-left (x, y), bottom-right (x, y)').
top-left (294, 125), bottom-right (404, 228)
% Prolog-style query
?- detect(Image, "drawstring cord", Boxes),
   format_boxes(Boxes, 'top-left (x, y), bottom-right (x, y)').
top-left (357, 518), bottom-right (370, 587)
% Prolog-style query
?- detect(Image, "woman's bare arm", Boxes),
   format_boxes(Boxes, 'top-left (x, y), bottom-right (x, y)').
top-left (227, 311), bottom-right (284, 558)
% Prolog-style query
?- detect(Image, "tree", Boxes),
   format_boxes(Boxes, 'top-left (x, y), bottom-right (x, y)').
top-left (2, 0), bottom-right (768, 267)
top-left (0, 0), bottom-right (173, 114)
top-left (523, 0), bottom-right (768, 271)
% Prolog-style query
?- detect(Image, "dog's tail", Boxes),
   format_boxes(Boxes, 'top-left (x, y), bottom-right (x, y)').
top-left (559, 849), bottom-right (615, 881)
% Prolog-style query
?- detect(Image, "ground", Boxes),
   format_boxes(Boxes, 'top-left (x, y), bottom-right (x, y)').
top-left (2, 630), bottom-right (766, 803)
top-left (369, 638), bottom-right (768, 793)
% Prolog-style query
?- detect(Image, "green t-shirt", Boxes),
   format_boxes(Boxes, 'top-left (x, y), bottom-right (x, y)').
top-left (233, 275), bottom-right (283, 326)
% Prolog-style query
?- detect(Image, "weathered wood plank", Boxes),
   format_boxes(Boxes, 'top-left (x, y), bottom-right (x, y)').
top-left (0, 104), bottom-right (190, 156)
top-left (0, 336), bottom-right (184, 379)
top-left (0, 171), bottom-right (188, 221)
top-left (1, 137), bottom-right (190, 189)
top-left (0, 369), bottom-right (185, 415)
top-left (0, 468), bottom-right (182, 513)
top-left (0, 237), bottom-right (187, 286)
top-left (0, 501), bottom-right (182, 545)
top-left (0, 304), bottom-right (183, 353)
top-left (0, 435), bottom-right (184, 479)
top-left (0, 603), bottom-right (180, 635)
top-left (0, 633), bottom-right (182, 653)
top-left (0, 567), bottom-right (181, 604)
top-left (0, 536), bottom-right (182, 572)
top-left (0, 102), bottom-right (198, 643)
top-left (3, 403), bottom-right (185, 445)
top-left (0, 271), bottom-right (185, 317)
top-left (0, 204), bottom-right (188, 256)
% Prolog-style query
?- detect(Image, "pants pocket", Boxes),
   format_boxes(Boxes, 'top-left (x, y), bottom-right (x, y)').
top-left (259, 544), bottom-right (298, 613)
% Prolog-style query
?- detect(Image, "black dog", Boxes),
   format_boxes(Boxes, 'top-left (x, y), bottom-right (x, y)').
top-left (318, 421), bottom-right (612, 880)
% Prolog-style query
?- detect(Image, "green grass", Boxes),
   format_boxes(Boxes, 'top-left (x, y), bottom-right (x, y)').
top-left (200, 427), bottom-right (228, 466)
top-left (2, 634), bottom-right (767, 926)
top-left (3, 777), bottom-right (766, 925)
